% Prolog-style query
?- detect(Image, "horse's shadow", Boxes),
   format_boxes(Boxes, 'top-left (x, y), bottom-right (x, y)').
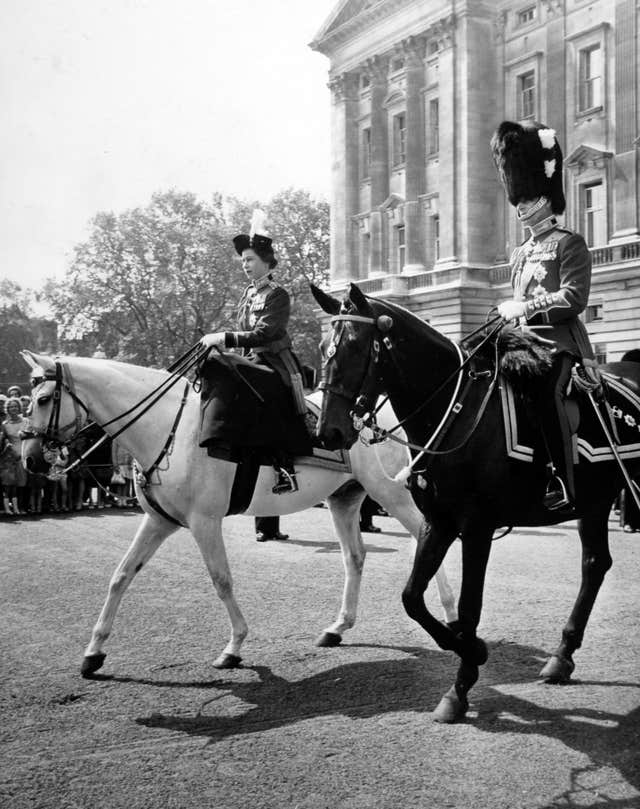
top-left (132, 640), bottom-right (640, 803)
top-left (279, 537), bottom-right (398, 554)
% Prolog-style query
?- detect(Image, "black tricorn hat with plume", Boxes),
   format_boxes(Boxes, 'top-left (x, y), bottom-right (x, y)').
top-left (233, 209), bottom-right (278, 269)
top-left (490, 121), bottom-right (565, 215)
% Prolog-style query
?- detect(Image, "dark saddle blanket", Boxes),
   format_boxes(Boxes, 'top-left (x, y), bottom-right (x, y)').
top-left (502, 362), bottom-right (640, 464)
top-left (198, 354), bottom-right (350, 472)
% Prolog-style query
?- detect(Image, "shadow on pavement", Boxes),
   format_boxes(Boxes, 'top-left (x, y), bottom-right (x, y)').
top-left (130, 638), bottom-right (640, 805)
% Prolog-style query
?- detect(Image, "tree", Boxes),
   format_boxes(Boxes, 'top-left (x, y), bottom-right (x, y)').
top-left (46, 187), bottom-right (330, 372)
top-left (0, 280), bottom-right (57, 388)
top-left (46, 191), bottom-right (244, 367)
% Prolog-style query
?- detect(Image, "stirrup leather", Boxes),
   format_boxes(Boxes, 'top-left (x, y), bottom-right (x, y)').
top-left (272, 467), bottom-right (298, 495)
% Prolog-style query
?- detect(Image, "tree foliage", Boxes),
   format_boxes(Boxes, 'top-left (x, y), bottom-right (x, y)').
top-left (0, 280), bottom-right (57, 388)
top-left (46, 188), bottom-right (330, 370)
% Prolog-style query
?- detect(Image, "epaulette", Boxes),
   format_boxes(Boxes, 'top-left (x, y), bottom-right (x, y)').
top-left (554, 226), bottom-right (574, 235)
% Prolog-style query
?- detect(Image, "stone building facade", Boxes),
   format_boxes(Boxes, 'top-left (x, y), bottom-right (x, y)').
top-left (310, 0), bottom-right (640, 359)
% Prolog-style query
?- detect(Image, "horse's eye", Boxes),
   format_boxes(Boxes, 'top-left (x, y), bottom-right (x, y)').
top-left (37, 395), bottom-right (51, 406)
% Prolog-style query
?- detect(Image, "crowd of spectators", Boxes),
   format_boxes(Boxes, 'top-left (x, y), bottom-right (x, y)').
top-left (0, 385), bottom-right (138, 518)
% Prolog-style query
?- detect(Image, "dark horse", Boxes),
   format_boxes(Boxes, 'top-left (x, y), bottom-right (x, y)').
top-left (311, 282), bottom-right (640, 723)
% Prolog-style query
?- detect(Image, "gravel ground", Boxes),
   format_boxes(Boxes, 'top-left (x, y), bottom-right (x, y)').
top-left (1, 507), bottom-right (639, 809)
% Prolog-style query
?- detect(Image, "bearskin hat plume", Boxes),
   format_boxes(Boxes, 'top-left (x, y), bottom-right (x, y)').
top-left (490, 121), bottom-right (565, 215)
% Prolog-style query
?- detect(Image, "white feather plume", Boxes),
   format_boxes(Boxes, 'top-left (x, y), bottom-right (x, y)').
top-left (543, 158), bottom-right (556, 178)
top-left (249, 209), bottom-right (269, 239)
top-left (538, 128), bottom-right (556, 150)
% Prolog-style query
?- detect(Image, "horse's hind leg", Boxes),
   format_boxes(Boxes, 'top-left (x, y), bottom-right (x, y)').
top-left (540, 500), bottom-right (613, 683)
top-left (82, 513), bottom-right (177, 678)
top-left (190, 515), bottom-right (248, 669)
top-left (317, 483), bottom-right (367, 647)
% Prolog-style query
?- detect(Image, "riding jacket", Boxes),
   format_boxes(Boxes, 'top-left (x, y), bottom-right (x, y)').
top-left (510, 219), bottom-right (594, 360)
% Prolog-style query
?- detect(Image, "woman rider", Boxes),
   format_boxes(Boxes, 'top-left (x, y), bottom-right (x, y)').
top-left (199, 210), bottom-right (310, 503)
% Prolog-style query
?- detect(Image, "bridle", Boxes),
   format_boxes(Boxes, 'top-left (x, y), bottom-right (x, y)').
top-left (28, 344), bottom-right (206, 482)
top-left (320, 308), bottom-right (505, 464)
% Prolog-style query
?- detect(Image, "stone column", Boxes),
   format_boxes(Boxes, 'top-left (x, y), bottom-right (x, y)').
top-left (328, 72), bottom-right (360, 283)
top-left (366, 56), bottom-right (389, 275)
top-left (433, 15), bottom-right (457, 265)
top-left (402, 36), bottom-right (426, 273)
top-left (611, 0), bottom-right (639, 241)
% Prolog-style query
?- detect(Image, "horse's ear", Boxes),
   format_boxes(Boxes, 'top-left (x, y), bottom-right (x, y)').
top-left (310, 283), bottom-right (341, 316)
top-left (21, 350), bottom-right (55, 374)
top-left (348, 283), bottom-right (373, 315)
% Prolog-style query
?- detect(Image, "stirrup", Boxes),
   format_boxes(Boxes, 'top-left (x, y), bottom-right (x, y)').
top-left (543, 474), bottom-right (570, 511)
top-left (272, 467), bottom-right (298, 495)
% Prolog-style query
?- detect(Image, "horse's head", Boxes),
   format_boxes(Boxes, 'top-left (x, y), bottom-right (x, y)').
top-left (311, 283), bottom-right (393, 450)
top-left (20, 350), bottom-right (91, 472)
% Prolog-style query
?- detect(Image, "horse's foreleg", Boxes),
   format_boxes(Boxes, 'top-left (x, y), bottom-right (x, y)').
top-left (540, 503), bottom-right (613, 684)
top-left (81, 513), bottom-right (176, 678)
top-left (190, 515), bottom-right (248, 669)
top-left (433, 530), bottom-right (493, 723)
top-left (318, 485), bottom-right (367, 647)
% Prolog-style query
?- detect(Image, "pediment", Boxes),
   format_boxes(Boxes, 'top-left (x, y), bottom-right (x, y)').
top-left (380, 193), bottom-right (405, 211)
top-left (310, 0), bottom-right (408, 53)
top-left (565, 144), bottom-right (613, 168)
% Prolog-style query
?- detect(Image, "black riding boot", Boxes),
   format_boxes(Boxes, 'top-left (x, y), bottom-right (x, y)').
top-left (540, 355), bottom-right (576, 511)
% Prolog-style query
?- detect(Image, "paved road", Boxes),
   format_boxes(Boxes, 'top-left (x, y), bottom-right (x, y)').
top-left (1, 508), bottom-right (639, 809)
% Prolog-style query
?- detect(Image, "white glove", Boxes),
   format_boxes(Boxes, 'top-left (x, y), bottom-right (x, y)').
top-left (200, 332), bottom-right (227, 349)
top-left (497, 300), bottom-right (527, 321)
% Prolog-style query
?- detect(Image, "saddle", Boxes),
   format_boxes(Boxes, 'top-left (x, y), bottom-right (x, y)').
top-left (499, 342), bottom-right (640, 466)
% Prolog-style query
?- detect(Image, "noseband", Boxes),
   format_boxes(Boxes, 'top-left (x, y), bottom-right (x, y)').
top-left (30, 361), bottom-right (91, 444)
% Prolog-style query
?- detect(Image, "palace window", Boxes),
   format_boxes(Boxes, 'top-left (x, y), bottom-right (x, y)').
top-left (361, 74), bottom-right (370, 90)
top-left (593, 343), bottom-right (607, 364)
top-left (396, 226), bottom-right (406, 271)
top-left (393, 113), bottom-right (406, 165)
top-left (582, 182), bottom-right (606, 247)
top-left (391, 57), bottom-right (405, 73)
top-left (579, 44), bottom-right (602, 111)
top-left (428, 99), bottom-right (439, 155)
top-left (361, 128), bottom-right (372, 179)
top-left (585, 302), bottom-right (604, 323)
top-left (517, 71), bottom-right (536, 120)
top-left (517, 6), bottom-right (536, 25)
top-left (433, 215), bottom-right (440, 261)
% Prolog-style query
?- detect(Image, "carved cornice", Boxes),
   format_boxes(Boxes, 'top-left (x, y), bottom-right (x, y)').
top-left (328, 72), bottom-right (360, 102)
top-left (431, 14), bottom-right (456, 51)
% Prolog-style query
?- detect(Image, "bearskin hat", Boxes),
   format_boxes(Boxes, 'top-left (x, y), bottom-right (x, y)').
top-left (232, 209), bottom-right (278, 269)
top-left (490, 121), bottom-right (565, 215)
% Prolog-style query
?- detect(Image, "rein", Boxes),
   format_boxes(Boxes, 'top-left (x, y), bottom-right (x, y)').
top-left (31, 343), bottom-right (206, 481)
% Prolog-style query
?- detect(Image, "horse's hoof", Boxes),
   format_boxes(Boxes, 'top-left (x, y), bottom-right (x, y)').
top-left (432, 687), bottom-right (469, 724)
top-left (81, 652), bottom-right (106, 678)
top-left (213, 653), bottom-right (242, 669)
top-left (539, 654), bottom-right (574, 684)
top-left (315, 631), bottom-right (342, 648)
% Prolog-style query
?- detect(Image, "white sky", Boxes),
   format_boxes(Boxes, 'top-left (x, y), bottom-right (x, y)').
top-left (0, 0), bottom-right (337, 293)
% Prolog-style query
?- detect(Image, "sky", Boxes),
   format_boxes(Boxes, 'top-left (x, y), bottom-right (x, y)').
top-left (0, 0), bottom-right (338, 294)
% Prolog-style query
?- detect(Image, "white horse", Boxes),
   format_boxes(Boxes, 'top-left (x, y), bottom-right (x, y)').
top-left (21, 351), bottom-right (456, 678)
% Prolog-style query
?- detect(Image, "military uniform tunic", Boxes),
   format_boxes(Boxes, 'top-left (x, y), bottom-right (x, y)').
top-left (223, 276), bottom-right (295, 387)
top-left (510, 222), bottom-right (594, 359)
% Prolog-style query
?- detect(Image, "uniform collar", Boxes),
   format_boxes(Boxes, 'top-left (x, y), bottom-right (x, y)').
top-left (252, 273), bottom-right (272, 291)
top-left (527, 215), bottom-right (558, 239)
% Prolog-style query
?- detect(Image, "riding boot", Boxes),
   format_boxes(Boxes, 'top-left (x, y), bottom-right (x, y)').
top-left (540, 355), bottom-right (576, 511)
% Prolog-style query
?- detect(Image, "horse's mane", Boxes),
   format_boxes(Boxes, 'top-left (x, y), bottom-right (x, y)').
top-left (363, 296), bottom-right (456, 354)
